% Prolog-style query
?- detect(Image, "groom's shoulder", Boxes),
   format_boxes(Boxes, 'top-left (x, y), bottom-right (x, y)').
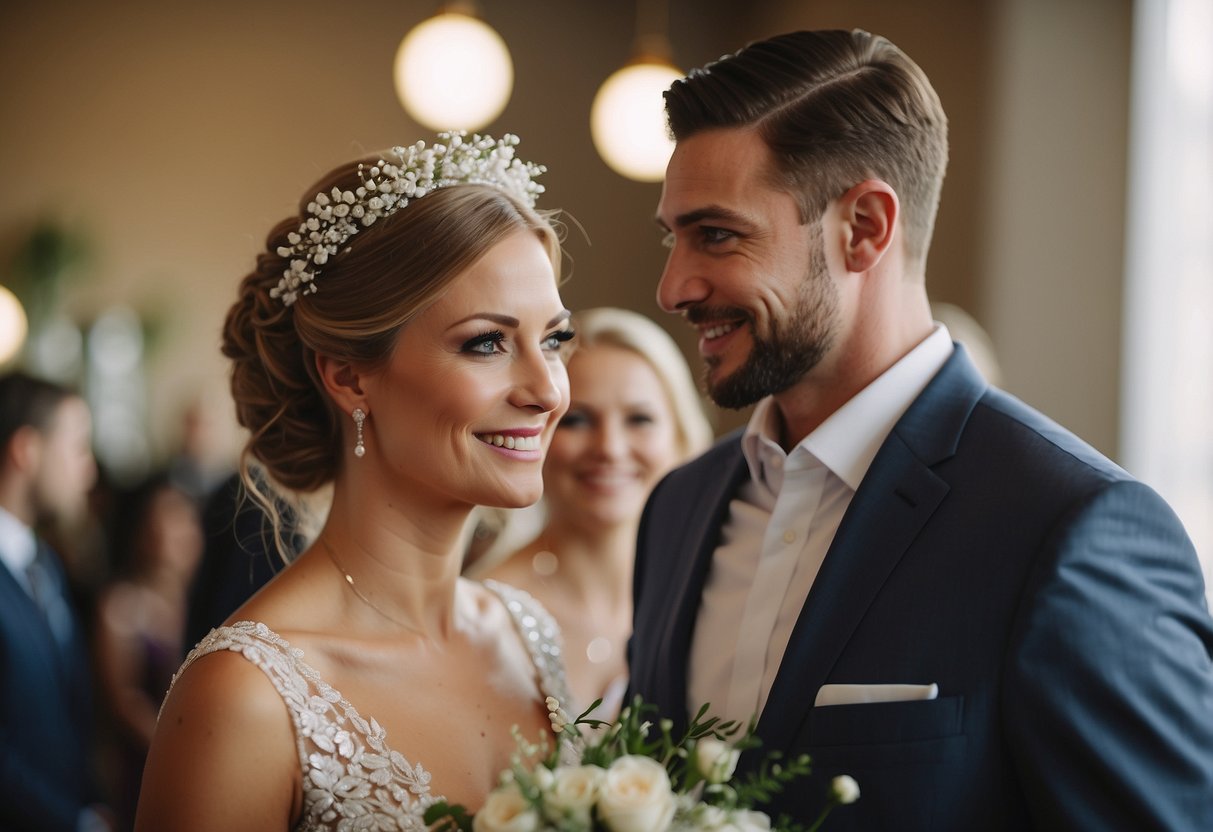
top-left (969, 385), bottom-right (1129, 484)
top-left (646, 429), bottom-right (743, 510)
top-left (666, 428), bottom-right (744, 482)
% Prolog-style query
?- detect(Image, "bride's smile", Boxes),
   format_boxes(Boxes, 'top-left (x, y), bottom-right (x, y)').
top-left (473, 430), bottom-right (543, 453)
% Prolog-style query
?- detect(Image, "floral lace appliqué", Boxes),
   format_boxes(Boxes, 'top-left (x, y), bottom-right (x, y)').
top-left (171, 582), bottom-right (569, 831)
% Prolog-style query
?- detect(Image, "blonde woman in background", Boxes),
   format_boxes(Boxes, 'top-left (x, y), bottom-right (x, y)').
top-left (476, 307), bottom-right (712, 717)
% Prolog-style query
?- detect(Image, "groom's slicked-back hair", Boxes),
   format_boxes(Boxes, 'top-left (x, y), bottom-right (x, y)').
top-left (664, 29), bottom-right (948, 268)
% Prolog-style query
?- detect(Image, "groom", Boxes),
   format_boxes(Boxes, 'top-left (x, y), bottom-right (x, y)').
top-left (629, 29), bottom-right (1213, 830)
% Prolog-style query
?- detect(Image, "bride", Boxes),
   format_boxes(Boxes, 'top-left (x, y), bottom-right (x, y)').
top-left (136, 133), bottom-right (574, 830)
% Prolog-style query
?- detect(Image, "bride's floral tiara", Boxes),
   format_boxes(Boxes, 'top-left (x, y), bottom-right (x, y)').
top-left (271, 131), bottom-right (546, 307)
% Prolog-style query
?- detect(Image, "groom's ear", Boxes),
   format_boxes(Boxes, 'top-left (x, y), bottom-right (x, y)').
top-left (837, 179), bottom-right (899, 273)
top-left (315, 352), bottom-right (367, 415)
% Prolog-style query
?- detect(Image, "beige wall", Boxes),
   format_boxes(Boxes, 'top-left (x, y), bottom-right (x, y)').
top-left (982, 0), bottom-right (1131, 456)
top-left (0, 0), bottom-right (1133, 461)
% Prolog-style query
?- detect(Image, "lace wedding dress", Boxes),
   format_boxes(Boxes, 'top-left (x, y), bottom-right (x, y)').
top-left (170, 580), bottom-right (570, 830)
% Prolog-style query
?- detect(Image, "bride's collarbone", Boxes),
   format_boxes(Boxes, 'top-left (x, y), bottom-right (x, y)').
top-left (259, 584), bottom-right (552, 796)
top-left (291, 607), bottom-right (532, 677)
top-left (316, 642), bottom-right (551, 810)
top-left (287, 624), bottom-right (550, 736)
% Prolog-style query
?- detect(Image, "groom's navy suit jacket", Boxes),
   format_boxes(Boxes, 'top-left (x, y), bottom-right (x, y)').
top-left (630, 346), bottom-right (1213, 830)
top-left (0, 543), bottom-right (97, 832)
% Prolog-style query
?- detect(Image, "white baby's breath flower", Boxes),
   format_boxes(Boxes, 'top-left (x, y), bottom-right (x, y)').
top-left (473, 783), bottom-right (539, 832)
top-left (271, 131), bottom-right (545, 307)
top-left (542, 764), bottom-right (605, 826)
top-left (694, 738), bottom-right (741, 785)
top-left (597, 755), bottom-right (676, 832)
top-left (546, 696), bottom-right (574, 733)
top-left (831, 774), bottom-right (860, 805)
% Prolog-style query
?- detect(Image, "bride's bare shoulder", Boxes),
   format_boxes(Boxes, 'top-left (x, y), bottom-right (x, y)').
top-left (135, 639), bottom-right (301, 830)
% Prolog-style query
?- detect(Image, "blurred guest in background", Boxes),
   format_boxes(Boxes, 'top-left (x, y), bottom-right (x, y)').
top-left (182, 470), bottom-right (287, 651)
top-left (0, 371), bottom-right (112, 832)
top-left (166, 395), bottom-right (233, 506)
top-left (476, 307), bottom-right (712, 716)
top-left (95, 472), bottom-right (203, 829)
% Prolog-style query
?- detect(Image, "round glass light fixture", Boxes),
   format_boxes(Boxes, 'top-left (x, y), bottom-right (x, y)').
top-left (0, 285), bottom-right (28, 366)
top-left (393, 11), bottom-right (513, 131)
top-left (591, 57), bottom-right (683, 182)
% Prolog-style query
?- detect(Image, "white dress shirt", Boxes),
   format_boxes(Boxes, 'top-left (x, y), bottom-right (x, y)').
top-left (688, 325), bottom-right (954, 725)
top-left (0, 504), bottom-right (38, 596)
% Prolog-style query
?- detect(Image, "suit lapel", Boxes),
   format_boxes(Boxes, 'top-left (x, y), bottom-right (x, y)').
top-left (756, 435), bottom-right (949, 747)
top-left (755, 346), bottom-right (987, 749)
top-left (655, 440), bottom-right (751, 732)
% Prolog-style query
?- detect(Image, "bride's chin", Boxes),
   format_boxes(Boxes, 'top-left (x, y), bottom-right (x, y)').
top-left (483, 485), bottom-right (543, 510)
top-left (504, 493), bottom-right (543, 510)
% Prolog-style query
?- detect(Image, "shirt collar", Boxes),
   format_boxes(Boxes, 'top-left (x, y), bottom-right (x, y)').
top-left (742, 324), bottom-right (954, 492)
top-left (0, 504), bottom-right (37, 576)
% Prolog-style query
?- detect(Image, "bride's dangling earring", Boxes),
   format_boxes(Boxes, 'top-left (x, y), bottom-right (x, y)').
top-left (353, 407), bottom-right (366, 458)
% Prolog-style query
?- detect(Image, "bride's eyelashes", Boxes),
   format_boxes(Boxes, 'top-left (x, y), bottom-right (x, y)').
top-left (461, 329), bottom-right (507, 355)
top-left (460, 326), bottom-right (575, 356)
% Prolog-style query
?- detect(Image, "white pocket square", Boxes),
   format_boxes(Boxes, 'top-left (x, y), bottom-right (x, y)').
top-left (814, 683), bottom-right (939, 707)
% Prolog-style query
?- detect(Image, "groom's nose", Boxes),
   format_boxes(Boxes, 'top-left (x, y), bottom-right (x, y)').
top-left (657, 246), bottom-right (712, 313)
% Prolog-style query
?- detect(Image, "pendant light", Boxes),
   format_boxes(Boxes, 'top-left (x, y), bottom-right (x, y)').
top-left (0, 285), bottom-right (27, 366)
top-left (590, 0), bottom-right (682, 182)
top-left (393, 2), bottom-right (514, 131)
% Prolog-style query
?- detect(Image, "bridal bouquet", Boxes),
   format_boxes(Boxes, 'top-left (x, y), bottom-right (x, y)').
top-left (424, 696), bottom-right (858, 832)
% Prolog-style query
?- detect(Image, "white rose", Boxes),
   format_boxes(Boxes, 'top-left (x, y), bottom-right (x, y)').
top-left (543, 764), bottom-right (605, 826)
top-left (681, 805), bottom-right (770, 832)
top-left (597, 755), bottom-right (676, 832)
top-left (695, 804), bottom-right (730, 830)
top-left (473, 784), bottom-right (540, 832)
top-left (532, 766), bottom-right (555, 791)
top-left (831, 774), bottom-right (860, 805)
top-left (725, 809), bottom-right (772, 832)
top-left (694, 738), bottom-right (741, 784)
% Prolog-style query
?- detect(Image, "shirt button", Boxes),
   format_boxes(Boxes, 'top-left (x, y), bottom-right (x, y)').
top-left (783, 530), bottom-right (796, 544)
top-left (770, 457), bottom-right (784, 468)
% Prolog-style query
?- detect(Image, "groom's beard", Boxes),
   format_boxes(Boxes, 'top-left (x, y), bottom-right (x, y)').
top-left (704, 242), bottom-right (839, 410)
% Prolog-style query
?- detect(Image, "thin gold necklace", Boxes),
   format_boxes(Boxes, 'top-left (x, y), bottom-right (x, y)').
top-left (319, 536), bottom-right (426, 635)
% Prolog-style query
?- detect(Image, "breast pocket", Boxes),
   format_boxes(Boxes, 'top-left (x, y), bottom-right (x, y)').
top-left (807, 696), bottom-right (966, 767)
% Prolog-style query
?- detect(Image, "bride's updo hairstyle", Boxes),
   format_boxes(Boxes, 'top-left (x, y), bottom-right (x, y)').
top-left (222, 135), bottom-right (561, 555)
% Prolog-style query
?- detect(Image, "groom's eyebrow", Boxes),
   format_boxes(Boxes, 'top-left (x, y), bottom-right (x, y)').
top-left (655, 205), bottom-right (751, 231)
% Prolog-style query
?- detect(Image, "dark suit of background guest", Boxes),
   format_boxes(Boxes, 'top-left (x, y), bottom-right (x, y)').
top-left (184, 471), bottom-right (287, 652)
top-left (1, 539), bottom-right (100, 831)
top-left (0, 372), bottom-right (109, 831)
